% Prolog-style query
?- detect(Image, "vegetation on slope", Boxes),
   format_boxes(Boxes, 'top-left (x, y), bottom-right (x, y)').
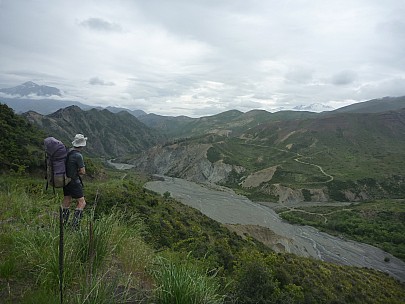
top-left (1, 174), bottom-right (404, 303)
top-left (279, 200), bottom-right (405, 261)
top-left (203, 109), bottom-right (405, 200)
top-left (139, 109), bottom-right (318, 139)
top-left (0, 104), bottom-right (45, 173)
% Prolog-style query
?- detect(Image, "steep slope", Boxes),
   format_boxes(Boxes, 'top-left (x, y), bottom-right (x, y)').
top-left (23, 106), bottom-right (164, 157)
top-left (131, 139), bottom-right (245, 183)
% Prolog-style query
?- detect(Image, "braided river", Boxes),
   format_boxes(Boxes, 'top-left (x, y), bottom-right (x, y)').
top-left (145, 176), bottom-right (405, 282)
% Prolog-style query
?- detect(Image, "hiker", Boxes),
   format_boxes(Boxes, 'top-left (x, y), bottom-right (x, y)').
top-left (61, 134), bottom-right (87, 229)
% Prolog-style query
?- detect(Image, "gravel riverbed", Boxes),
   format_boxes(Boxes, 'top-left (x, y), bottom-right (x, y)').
top-left (145, 176), bottom-right (405, 282)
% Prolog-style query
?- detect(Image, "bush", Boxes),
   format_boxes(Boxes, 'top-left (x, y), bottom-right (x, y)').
top-left (232, 250), bottom-right (304, 304)
top-left (207, 147), bottom-right (221, 163)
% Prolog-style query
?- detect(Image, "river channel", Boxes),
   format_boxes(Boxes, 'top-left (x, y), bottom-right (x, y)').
top-left (145, 176), bottom-right (405, 282)
top-left (107, 159), bottom-right (135, 170)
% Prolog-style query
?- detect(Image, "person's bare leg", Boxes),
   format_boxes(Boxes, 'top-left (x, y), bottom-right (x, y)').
top-left (76, 197), bottom-right (86, 210)
top-left (61, 196), bottom-right (72, 225)
top-left (62, 196), bottom-right (72, 208)
top-left (72, 197), bottom-right (86, 229)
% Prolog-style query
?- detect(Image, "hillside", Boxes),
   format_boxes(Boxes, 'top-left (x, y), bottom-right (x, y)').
top-left (137, 96), bottom-right (405, 140)
top-left (0, 103), bottom-right (44, 172)
top-left (1, 174), bottom-right (405, 303)
top-left (138, 109), bottom-right (318, 139)
top-left (23, 106), bottom-right (164, 157)
top-left (333, 96), bottom-right (405, 113)
top-left (130, 108), bottom-right (405, 203)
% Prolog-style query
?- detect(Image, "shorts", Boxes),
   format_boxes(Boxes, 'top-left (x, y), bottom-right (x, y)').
top-left (63, 179), bottom-right (84, 199)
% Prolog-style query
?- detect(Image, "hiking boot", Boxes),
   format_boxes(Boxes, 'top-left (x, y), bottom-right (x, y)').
top-left (71, 209), bottom-right (83, 230)
top-left (61, 207), bottom-right (70, 226)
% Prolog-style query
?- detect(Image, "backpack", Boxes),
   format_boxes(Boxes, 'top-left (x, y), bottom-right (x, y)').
top-left (44, 137), bottom-right (72, 190)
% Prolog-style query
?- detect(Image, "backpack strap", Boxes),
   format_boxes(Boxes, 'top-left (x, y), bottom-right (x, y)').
top-left (66, 149), bottom-right (84, 187)
top-left (45, 152), bottom-right (49, 191)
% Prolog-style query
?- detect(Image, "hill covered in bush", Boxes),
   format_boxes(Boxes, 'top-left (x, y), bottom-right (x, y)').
top-left (0, 103), bottom-right (45, 172)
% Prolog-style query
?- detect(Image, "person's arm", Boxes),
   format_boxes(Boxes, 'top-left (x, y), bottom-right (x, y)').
top-left (76, 153), bottom-right (86, 175)
top-left (78, 167), bottom-right (86, 175)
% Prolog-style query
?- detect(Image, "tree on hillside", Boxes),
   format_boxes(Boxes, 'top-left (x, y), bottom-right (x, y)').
top-left (0, 103), bottom-right (44, 172)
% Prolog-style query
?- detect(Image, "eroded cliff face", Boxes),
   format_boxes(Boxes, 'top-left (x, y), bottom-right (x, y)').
top-left (130, 143), bottom-right (245, 183)
top-left (268, 184), bottom-right (329, 203)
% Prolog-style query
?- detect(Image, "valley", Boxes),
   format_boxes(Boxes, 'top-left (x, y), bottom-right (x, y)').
top-left (1, 96), bottom-right (405, 302)
top-left (145, 176), bottom-right (405, 282)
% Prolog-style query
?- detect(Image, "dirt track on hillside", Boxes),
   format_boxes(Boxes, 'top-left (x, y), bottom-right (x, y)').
top-left (145, 176), bottom-right (405, 282)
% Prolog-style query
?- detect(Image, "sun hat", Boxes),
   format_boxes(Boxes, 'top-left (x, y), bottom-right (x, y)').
top-left (72, 134), bottom-right (87, 147)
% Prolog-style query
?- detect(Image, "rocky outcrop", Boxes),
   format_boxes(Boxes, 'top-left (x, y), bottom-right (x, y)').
top-left (130, 143), bottom-right (245, 183)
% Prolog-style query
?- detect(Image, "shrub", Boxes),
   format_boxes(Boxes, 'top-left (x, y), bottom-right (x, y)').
top-left (232, 250), bottom-right (304, 304)
top-left (207, 147), bottom-right (221, 163)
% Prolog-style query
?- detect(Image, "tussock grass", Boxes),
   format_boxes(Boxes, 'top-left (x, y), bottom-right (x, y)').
top-left (151, 255), bottom-right (224, 304)
top-left (0, 177), bottom-right (154, 303)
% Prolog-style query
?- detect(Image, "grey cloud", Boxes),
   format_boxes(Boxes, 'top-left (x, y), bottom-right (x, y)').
top-left (331, 70), bottom-right (357, 86)
top-left (356, 77), bottom-right (405, 100)
top-left (1, 1), bottom-right (405, 117)
top-left (79, 18), bottom-right (122, 32)
top-left (285, 67), bottom-right (314, 84)
top-left (89, 77), bottom-right (115, 86)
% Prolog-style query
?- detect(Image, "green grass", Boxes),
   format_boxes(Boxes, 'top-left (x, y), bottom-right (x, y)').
top-left (151, 255), bottom-right (224, 304)
top-left (0, 176), bottom-right (153, 303)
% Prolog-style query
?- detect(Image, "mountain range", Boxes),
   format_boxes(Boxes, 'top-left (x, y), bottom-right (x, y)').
top-left (2, 81), bottom-right (405, 203)
top-left (23, 106), bottom-right (162, 158)
top-left (1, 81), bottom-right (404, 119)
top-left (138, 96), bottom-right (405, 139)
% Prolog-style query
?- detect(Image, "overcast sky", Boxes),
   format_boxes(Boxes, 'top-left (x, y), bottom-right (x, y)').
top-left (1, 0), bottom-right (405, 116)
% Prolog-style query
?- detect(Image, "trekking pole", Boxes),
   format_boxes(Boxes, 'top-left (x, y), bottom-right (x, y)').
top-left (59, 206), bottom-right (64, 304)
top-left (87, 189), bottom-right (99, 284)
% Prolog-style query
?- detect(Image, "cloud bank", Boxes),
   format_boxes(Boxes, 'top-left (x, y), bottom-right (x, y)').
top-left (0, 0), bottom-right (404, 116)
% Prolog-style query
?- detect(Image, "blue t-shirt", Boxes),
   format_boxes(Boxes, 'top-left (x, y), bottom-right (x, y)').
top-left (66, 149), bottom-right (84, 180)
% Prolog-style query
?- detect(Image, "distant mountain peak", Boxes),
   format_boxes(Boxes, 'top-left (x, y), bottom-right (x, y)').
top-left (22, 81), bottom-right (39, 87)
top-left (293, 103), bottom-right (334, 112)
top-left (0, 81), bottom-right (62, 97)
